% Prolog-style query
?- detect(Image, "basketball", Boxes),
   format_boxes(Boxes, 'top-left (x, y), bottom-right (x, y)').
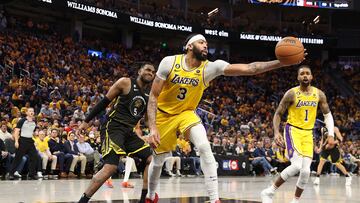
top-left (275, 37), bottom-right (304, 65)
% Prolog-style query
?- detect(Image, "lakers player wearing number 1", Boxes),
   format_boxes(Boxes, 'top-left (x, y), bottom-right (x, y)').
top-left (261, 65), bottom-right (336, 203)
top-left (145, 33), bottom-right (305, 203)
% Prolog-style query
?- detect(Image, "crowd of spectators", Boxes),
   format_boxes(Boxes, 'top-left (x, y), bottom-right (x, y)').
top-left (0, 10), bottom-right (359, 180)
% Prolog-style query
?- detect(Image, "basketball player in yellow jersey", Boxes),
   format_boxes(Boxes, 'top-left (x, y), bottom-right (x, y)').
top-left (261, 65), bottom-right (336, 203)
top-left (145, 33), bottom-right (305, 203)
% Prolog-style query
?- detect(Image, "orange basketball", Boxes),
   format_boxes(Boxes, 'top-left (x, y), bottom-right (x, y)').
top-left (275, 37), bottom-right (304, 65)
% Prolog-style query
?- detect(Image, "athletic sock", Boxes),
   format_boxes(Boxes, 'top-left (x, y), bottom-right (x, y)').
top-left (139, 189), bottom-right (148, 203)
top-left (78, 193), bottom-right (91, 203)
top-left (270, 184), bottom-right (278, 193)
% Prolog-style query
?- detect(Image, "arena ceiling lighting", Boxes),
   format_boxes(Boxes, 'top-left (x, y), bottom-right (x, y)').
top-left (208, 8), bottom-right (219, 18)
top-left (313, 15), bottom-right (320, 24)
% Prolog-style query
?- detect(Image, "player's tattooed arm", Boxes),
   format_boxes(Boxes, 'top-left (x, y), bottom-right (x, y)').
top-left (147, 76), bottom-right (166, 147)
top-left (147, 76), bottom-right (165, 131)
top-left (224, 60), bottom-right (284, 76)
top-left (273, 90), bottom-right (294, 134)
top-left (318, 90), bottom-right (331, 114)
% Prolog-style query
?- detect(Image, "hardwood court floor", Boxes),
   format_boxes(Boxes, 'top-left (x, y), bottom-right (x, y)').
top-left (0, 176), bottom-right (359, 203)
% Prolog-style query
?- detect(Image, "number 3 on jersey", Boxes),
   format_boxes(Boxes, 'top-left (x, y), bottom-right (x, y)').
top-left (177, 88), bottom-right (187, 100)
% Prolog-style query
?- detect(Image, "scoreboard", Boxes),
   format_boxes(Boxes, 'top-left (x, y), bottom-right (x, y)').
top-left (302, 0), bottom-right (351, 8)
top-left (248, 0), bottom-right (352, 9)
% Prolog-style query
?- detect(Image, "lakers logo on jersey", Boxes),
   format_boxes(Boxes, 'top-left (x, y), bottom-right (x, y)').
top-left (157, 54), bottom-right (208, 115)
top-left (295, 100), bottom-right (317, 108)
top-left (170, 74), bottom-right (200, 86)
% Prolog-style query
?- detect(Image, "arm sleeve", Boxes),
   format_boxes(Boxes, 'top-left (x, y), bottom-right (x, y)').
top-left (15, 118), bottom-right (26, 129)
top-left (323, 112), bottom-right (334, 137)
top-left (204, 60), bottom-right (229, 84)
top-left (156, 55), bottom-right (176, 80)
top-left (84, 96), bottom-right (111, 123)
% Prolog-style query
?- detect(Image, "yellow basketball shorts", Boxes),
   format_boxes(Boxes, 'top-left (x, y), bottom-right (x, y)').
top-left (154, 110), bottom-right (201, 154)
top-left (284, 124), bottom-right (314, 159)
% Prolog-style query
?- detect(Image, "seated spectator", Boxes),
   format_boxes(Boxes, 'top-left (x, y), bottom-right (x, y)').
top-left (343, 148), bottom-right (359, 175)
top-left (4, 137), bottom-right (28, 179)
top-left (0, 123), bottom-right (12, 141)
top-left (48, 128), bottom-right (74, 178)
top-left (76, 132), bottom-right (101, 174)
top-left (49, 87), bottom-right (61, 100)
top-left (173, 145), bottom-right (200, 176)
top-left (245, 141), bottom-right (277, 176)
top-left (64, 131), bottom-right (87, 178)
top-left (73, 107), bottom-right (85, 121)
top-left (271, 143), bottom-right (290, 172)
top-left (34, 130), bottom-right (57, 179)
top-left (263, 138), bottom-right (275, 165)
top-left (225, 137), bottom-right (237, 155)
top-left (235, 141), bottom-right (244, 155)
top-left (39, 104), bottom-right (52, 119)
top-left (0, 138), bottom-right (11, 178)
top-left (355, 149), bottom-right (360, 175)
top-left (187, 143), bottom-right (202, 176)
top-left (164, 153), bottom-right (182, 177)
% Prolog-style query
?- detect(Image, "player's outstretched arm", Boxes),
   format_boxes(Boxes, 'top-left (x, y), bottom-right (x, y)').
top-left (318, 90), bottom-right (335, 147)
top-left (147, 76), bottom-right (166, 147)
top-left (273, 90), bottom-right (294, 147)
top-left (224, 60), bottom-right (284, 76)
top-left (224, 50), bottom-right (306, 76)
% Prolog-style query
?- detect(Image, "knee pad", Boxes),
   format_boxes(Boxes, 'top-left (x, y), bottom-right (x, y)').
top-left (296, 167), bottom-right (311, 189)
top-left (280, 158), bottom-right (302, 181)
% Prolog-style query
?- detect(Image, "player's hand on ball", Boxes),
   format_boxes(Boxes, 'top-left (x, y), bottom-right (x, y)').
top-left (274, 132), bottom-right (285, 148)
top-left (148, 128), bottom-right (160, 148)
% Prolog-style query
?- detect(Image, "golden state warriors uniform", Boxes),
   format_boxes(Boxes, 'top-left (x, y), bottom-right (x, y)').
top-left (320, 127), bottom-right (341, 163)
top-left (285, 86), bottom-right (319, 159)
top-left (156, 54), bottom-right (208, 154)
top-left (101, 79), bottom-right (150, 162)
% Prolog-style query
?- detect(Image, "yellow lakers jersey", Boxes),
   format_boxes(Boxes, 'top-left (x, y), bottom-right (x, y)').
top-left (158, 54), bottom-right (208, 115)
top-left (287, 86), bottom-right (319, 129)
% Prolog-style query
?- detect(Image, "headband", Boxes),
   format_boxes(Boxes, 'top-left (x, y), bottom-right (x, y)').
top-left (186, 34), bottom-right (206, 48)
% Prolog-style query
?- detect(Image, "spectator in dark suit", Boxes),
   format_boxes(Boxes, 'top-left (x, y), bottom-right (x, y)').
top-left (48, 128), bottom-right (74, 178)
top-left (0, 138), bottom-right (11, 177)
top-left (64, 131), bottom-right (86, 178)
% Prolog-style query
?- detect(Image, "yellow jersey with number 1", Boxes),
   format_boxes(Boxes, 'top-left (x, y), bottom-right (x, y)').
top-left (287, 86), bottom-right (319, 130)
top-left (157, 54), bottom-right (208, 115)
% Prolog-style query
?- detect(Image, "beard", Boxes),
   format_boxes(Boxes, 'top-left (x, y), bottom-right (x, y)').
top-left (193, 46), bottom-right (207, 61)
top-left (140, 75), bottom-right (153, 84)
top-left (300, 80), bottom-right (310, 87)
